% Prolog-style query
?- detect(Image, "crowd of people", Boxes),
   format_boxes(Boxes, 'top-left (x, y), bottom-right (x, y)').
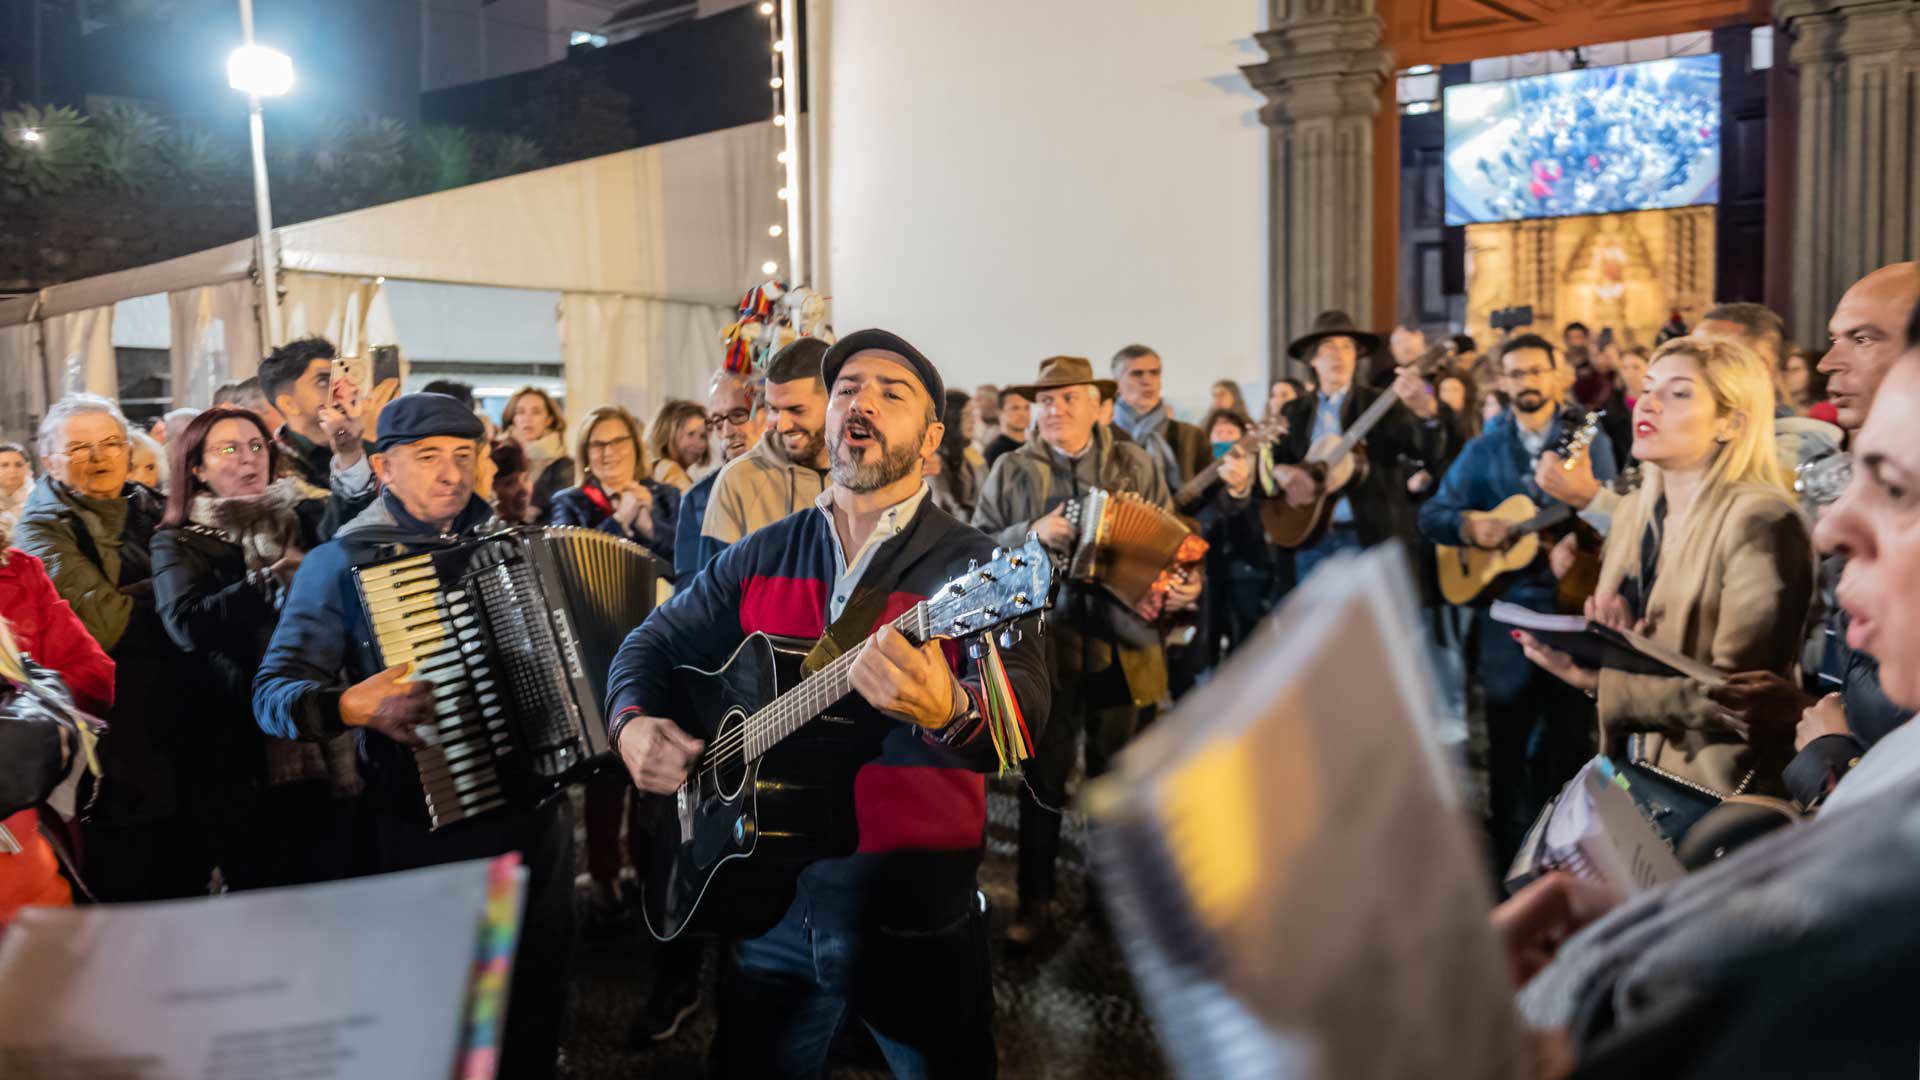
top-left (1, 256), bottom-right (1918, 1078)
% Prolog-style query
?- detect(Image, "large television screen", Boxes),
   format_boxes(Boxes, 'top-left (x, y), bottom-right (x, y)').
top-left (1443, 56), bottom-right (1721, 226)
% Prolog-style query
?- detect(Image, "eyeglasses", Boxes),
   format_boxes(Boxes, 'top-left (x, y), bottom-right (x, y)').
top-left (209, 439), bottom-right (268, 458)
top-left (708, 408), bottom-right (753, 428)
top-left (60, 437), bottom-right (129, 461)
top-left (587, 435), bottom-right (635, 455)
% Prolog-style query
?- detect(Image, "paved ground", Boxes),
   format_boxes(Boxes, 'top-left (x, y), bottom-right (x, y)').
top-left (562, 776), bottom-right (1169, 1079)
top-left (561, 692), bottom-right (1497, 1078)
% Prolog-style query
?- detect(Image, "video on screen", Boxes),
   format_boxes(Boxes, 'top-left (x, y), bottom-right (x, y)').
top-left (1443, 55), bottom-right (1721, 226)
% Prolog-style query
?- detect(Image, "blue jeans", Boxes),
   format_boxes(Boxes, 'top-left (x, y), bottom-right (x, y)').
top-left (715, 890), bottom-right (996, 1079)
top-left (1293, 523), bottom-right (1364, 585)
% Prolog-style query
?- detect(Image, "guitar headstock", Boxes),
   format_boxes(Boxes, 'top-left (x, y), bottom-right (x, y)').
top-left (1556, 411), bottom-right (1603, 468)
top-left (923, 536), bottom-right (1055, 644)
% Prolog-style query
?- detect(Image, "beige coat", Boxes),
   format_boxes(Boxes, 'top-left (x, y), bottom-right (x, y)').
top-left (700, 434), bottom-right (827, 545)
top-left (1595, 483), bottom-right (1816, 796)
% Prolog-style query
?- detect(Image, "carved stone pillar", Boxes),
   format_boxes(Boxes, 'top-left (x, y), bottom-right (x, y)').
top-left (1242, 0), bottom-right (1392, 378)
top-left (1776, 0), bottom-right (1920, 337)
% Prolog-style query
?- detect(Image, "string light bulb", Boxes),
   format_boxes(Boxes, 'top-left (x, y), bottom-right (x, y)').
top-left (777, 188), bottom-right (789, 200)
top-left (759, 2), bottom-right (773, 13)
top-left (773, 114), bottom-right (785, 126)
top-left (762, 260), bottom-right (778, 274)
top-left (769, 225), bottom-right (783, 237)
top-left (769, 77), bottom-right (783, 89)
top-left (776, 150), bottom-right (789, 163)
top-left (773, 40), bottom-right (785, 52)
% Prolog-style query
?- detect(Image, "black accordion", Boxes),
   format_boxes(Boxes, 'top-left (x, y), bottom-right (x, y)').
top-left (352, 526), bottom-right (657, 830)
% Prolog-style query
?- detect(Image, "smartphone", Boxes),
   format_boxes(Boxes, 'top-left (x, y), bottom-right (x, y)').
top-left (369, 344), bottom-right (402, 388)
top-left (1597, 327), bottom-right (1615, 350)
top-left (329, 354), bottom-right (369, 412)
top-left (330, 346), bottom-right (403, 412)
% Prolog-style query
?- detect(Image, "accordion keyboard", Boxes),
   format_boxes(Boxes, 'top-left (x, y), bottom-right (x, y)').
top-left (358, 551), bottom-right (511, 828)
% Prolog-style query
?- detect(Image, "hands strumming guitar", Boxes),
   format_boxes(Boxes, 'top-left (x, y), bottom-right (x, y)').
top-left (617, 713), bottom-right (706, 795)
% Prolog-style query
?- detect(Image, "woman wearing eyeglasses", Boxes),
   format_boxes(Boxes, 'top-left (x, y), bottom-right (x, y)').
top-left (147, 406), bottom-right (363, 890)
top-left (13, 393), bottom-right (205, 900)
top-left (548, 405), bottom-right (680, 567)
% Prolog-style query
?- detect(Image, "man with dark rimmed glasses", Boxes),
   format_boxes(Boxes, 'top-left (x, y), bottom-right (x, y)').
top-left (674, 367), bottom-right (770, 580)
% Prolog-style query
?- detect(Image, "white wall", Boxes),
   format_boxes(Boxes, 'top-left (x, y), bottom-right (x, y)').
top-left (818, 0), bottom-right (1269, 421)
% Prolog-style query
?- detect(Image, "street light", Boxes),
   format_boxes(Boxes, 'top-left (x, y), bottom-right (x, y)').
top-left (19, 128), bottom-right (42, 145)
top-left (227, 44), bottom-right (294, 98)
top-left (227, 0), bottom-right (292, 349)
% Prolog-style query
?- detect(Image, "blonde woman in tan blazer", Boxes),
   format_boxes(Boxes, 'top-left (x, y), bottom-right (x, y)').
top-left (1517, 336), bottom-right (1816, 803)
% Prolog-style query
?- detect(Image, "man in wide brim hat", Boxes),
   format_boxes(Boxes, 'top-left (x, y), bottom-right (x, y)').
top-left (1286, 310), bottom-right (1382, 362)
top-left (1004, 355), bottom-right (1118, 403)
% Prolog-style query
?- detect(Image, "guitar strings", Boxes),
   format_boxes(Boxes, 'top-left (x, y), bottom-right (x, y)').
top-left (691, 605), bottom-right (922, 782)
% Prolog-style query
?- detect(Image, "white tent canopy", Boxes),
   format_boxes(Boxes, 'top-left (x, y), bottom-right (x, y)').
top-left (0, 120), bottom-right (783, 443)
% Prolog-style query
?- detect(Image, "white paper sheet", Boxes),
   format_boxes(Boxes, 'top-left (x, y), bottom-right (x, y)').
top-left (0, 858), bottom-right (518, 1080)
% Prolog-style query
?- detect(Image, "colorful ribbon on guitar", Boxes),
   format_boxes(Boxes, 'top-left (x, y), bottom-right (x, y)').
top-left (978, 633), bottom-right (1032, 776)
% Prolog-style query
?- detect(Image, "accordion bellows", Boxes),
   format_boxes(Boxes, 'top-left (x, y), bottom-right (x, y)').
top-left (1064, 489), bottom-right (1204, 610)
top-left (353, 527), bottom-right (656, 830)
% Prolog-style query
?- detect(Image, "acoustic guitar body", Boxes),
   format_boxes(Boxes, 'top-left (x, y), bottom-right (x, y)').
top-left (1263, 437), bottom-right (1361, 549)
top-left (1434, 493), bottom-right (1545, 605)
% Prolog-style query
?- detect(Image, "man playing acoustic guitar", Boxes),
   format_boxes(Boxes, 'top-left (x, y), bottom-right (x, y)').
top-left (607, 330), bottom-right (1050, 1078)
top-left (1416, 333), bottom-right (1618, 867)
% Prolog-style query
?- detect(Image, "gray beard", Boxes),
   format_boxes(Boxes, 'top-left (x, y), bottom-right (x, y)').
top-left (830, 428), bottom-right (919, 492)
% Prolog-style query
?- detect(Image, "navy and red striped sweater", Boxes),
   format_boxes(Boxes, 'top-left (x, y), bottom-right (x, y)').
top-left (606, 496), bottom-right (1050, 932)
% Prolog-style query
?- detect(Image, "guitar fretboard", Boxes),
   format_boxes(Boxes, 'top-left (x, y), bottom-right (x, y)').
top-left (732, 603), bottom-right (929, 765)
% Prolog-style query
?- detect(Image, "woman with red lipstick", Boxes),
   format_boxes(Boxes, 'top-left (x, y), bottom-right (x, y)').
top-left (1497, 316), bottom-right (1920, 1080)
top-left (149, 407), bottom-right (362, 889)
top-left (1516, 337), bottom-right (1815, 833)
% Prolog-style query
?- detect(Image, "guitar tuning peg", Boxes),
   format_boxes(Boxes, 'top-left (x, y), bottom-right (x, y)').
top-left (991, 546), bottom-right (1003, 561)
top-left (998, 627), bottom-right (1022, 649)
top-left (968, 558), bottom-right (979, 573)
top-left (967, 639), bottom-right (989, 660)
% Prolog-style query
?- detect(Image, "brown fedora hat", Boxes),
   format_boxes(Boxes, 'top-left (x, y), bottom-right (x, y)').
top-left (1287, 310), bottom-right (1382, 361)
top-left (1005, 355), bottom-right (1119, 402)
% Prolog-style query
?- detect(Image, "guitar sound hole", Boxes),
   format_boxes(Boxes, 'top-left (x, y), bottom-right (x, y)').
top-left (711, 709), bottom-right (750, 801)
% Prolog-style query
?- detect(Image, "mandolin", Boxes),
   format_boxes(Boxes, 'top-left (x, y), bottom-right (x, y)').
top-left (640, 537), bottom-right (1055, 942)
top-left (1260, 343), bottom-right (1450, 548)
top-left (1172, 414), bottom-right (1289, 512)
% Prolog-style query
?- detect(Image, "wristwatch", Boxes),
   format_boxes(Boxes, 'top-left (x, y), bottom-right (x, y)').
top-left (929, 685), bottom-right (984, 747)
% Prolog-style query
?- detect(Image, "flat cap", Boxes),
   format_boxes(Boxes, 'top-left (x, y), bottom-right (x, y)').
top-left (819, 329), bottom-right (945, 411)
top-left (374, 391), bottom-right (485, 453)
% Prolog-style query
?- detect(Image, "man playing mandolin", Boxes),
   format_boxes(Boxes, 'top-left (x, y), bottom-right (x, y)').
top-left (1417, 333), bottom-right (1618, 866)
top-left (606, 329), bottom-right (1050, 1078)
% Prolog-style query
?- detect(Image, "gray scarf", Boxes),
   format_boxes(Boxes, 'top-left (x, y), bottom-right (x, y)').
top-left (1113, 398), bottom-right (1177, 480)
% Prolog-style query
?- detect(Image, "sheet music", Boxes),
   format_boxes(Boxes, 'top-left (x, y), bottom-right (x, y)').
top-left (0, 858), bottom-right (522, 1080)
top-left (1084, 544), bottom-right (1524, 1080)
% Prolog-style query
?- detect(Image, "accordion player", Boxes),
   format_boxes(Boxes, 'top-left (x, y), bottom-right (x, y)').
top-left (1062, 487), bottom-right (1208, 622)
top-left (352, 526), bottom-right (657, 829)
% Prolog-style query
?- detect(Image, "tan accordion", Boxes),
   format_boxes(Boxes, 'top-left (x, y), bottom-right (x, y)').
top-left (1061, 488), bottom-right (1208, 616)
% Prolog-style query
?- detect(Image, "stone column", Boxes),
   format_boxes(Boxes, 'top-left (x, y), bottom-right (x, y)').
top-left (1242, 0), bottom-right (1391, 378)
top-left (1776, 0), bottom-right (1920, 337)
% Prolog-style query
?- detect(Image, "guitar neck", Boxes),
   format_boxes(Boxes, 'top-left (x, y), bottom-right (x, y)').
top-left (1173, 422), bottom-right (1285, 507)
top-left (1318, 387), bottom-right (1402, 466)
top-left (739, 604), bottom-right (926, 764)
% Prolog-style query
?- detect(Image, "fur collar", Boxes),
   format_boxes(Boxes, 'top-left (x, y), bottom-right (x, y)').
top-left (188, 477), bottom-right (316, 570)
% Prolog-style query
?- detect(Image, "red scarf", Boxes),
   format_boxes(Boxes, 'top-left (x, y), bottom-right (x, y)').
top-left (581, 478), bottom-right (615, 517)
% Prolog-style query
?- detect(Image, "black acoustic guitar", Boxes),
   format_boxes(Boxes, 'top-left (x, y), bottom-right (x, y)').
top-left (640, 537), bottom-right (1056, 942)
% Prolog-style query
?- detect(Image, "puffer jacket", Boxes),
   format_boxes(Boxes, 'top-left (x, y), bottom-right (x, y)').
top-left (14, 478), bottom-right (188, 824)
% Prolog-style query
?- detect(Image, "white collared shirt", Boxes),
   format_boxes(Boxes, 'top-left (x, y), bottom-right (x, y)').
top-left (813, 482), bottom-right (933, 621)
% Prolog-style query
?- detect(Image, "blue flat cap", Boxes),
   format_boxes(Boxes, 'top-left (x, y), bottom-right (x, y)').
top-left (375, 391), bottom-right (485, 453)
